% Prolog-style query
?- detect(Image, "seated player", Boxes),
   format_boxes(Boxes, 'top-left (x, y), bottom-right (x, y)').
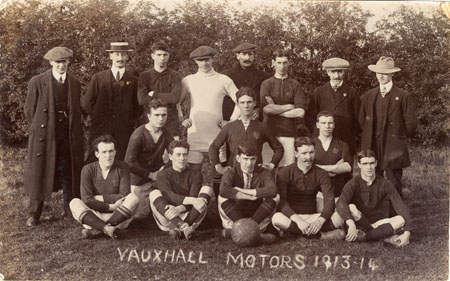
top-left (125, 99), bottom-right (173, 218)
top-left (271, 137), bottom-right (344, 239)
top-left (218, 141), bottom-right (279, 243)
top-left (336, 150), bottom-right (411, 247)
top-left (209, 87), bottom-right (284, 197)
top-left (313, 111), bottom-right (352, 210)
top-left (149, 140), bottom-right (214, 240)
top-left (70, 135), bottom-right (139, 239)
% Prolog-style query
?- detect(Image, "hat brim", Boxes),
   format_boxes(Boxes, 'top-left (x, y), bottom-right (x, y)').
top-left (191, 55), bottom-right (214, 60)
top-left (368, 65), bottom-right (401, 73)
top-left (106, 49), bottom-right (134, 52)
top-left (44, 56), bottom-right (72, 61)
top-left (324, 67), bottom-right (349, 71)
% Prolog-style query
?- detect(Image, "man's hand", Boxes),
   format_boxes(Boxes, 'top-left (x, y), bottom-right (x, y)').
top-left (306, 216), bottom-right (326, 235)
top-left (217, 120), bottom-right (229, 129)
top-left (265, 96), bottom-right (275, 104)
top-left (215, 164), bottom-right (231, 175)
top-left (181, 118), bottom-right (192, 128)
top-left (164, 205), bottom-right (182, 220)
top-left (148, 166), bottom-right (164, 181)
top-left (345, 220), bottom-right (358, 242)
top-left (110, 197), bottom-right (125, 211)
top-left (191, 197), bottom-right (208, 213)
top-left (94, 195), bottom-right (104, 202)
top-left (258, 163), bottom-right (275, 170)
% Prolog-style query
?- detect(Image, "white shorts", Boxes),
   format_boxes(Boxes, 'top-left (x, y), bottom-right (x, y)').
top-left (276, 136), bottom-right (295, 167)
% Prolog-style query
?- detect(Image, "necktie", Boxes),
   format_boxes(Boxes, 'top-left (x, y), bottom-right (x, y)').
top-left (58, 77), bottom-right (63, 84)
top-left (116, 71), bottom-right (120, 82)
top-left (380, 86), bottom-right (387, 97)
top-left (244, 173), bottom-right (252, 189)
top-left (332, 85), bottom-right (339, 92)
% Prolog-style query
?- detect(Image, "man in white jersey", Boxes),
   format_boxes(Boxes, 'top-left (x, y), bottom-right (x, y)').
top-left (179, 45), bottom-right (240, 171)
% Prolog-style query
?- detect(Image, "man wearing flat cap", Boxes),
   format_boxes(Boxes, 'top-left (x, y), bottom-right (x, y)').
top-left (359, 56), bottom-right (417, 197)
top-left (137, 41), bottom-right (182, 140)
top-left (24, 46), bottom-right (84, 226)
top-left (306, 57), bottom-right (360, 156)
top-left (222, 43), bottom-right (269, 121)
top-left (179, 45), bottom-right (240, 171)
top-left (83, 42), bottom-right (139, 163)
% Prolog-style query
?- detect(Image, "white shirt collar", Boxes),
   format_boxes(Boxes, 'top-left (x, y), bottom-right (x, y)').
top-left (379, 81), bottom-right (393, 97)
top-left (111, 66), bottom-right (126, 79)
top-left (52, 70), bottom-right (66, 82)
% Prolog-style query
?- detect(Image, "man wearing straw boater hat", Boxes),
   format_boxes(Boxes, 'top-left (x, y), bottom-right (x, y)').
top-left (24, 46), bottom-right (83, 226)
top-left (83, 42), bottom-right (139, 163)
top-left (359, 56), bottom-right (417, 197)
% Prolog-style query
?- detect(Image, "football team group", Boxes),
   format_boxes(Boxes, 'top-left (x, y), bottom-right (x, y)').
top-left (23, 40), bottom-right (416, 248)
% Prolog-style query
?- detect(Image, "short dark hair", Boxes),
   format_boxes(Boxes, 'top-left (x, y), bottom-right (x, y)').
top-left (92, 135), bottom-right (116, 152)
top-left (236, 87), bottom-right (256, 103)
top-left (168, 140), bottom-right (190, 155)
top-left (357, 150), bottom-right (377, 163)
top-left (272, 49), bottom-right (290, 60)
top-left (151, 41), bottom-right (170, 53)
top-left (316, 110), bottom-right (335, 122)
top-left (236, 141), bottom-right (258, 157)
top-left (294, 136), bottom-right (314, 151)
top-left (146, 99), bottom-right (168, 115)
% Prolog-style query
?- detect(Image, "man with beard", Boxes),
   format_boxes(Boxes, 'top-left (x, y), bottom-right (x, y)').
top-left (306, 58), bottom-right (360, 155)
top-left (125, 99), bottom-right (173, 219)
top-left (137, 41), bottom-right (182, 139)
top-left (150, 140), bottom-right (214, 240)
top-left (83, 42), bottom-right (139, 163)
top-left (70, 135), bottom-right (139, 239)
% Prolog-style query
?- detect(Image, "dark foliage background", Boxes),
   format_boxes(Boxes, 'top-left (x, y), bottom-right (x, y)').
top-left (1, 0), bottom-right (449, 145)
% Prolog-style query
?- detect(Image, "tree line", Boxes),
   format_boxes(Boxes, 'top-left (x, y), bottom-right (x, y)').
top-left (0, 0), bottom-right (449, 145)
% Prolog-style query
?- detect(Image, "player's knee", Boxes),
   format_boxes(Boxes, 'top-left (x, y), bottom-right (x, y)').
top-left (69, 198), bottom-right (84, 213)
top-left (125, 192), bottom-right (139, 207)
top-left (349, 204), bottom-right (361, 221)
top-left (390, 215), bottom-right (405, 230)
top-left (149, 189), bottom-right (163, 202)
top-left (271, 212), bottom-right (289, 229)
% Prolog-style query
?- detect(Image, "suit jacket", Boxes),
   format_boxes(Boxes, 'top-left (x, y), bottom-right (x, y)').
top-left (83, 69), bottom-right (139, 160)
top-left (359, 85), bottom-right (417, 169)
top-left (24, 69), bottom-right (83, 201)
top-left (306, 82), bottom-right (360, 155)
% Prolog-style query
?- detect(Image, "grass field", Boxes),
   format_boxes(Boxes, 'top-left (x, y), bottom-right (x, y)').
top-left (0, 145), bottom-right (448, 281)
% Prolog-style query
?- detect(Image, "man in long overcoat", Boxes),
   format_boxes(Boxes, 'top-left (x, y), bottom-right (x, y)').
top-left (24, 47), bottom-right (83, 227)
top-left (306, 58), bottom-right (360, 155)
top-left (83, 42), bottom-right (139, 163)
top-left (359, 56), bottom-right (417, 196)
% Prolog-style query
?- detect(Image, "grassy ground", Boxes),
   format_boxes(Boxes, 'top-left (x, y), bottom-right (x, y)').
top-left (0, 145), bottom-right (448, 281)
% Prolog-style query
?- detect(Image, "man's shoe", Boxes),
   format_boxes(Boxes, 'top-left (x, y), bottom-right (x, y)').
top-left (260, 233), bottom-right (276, 244)
top-left (81, 229), bottom-right (101, 239)
top-left (356, 229), bottom-right (367, 242)
top-left (103, 224), bottom-right (118, 239)
top-left (26, 217), bottom-right (38, 227)
top-left (179, 223), bottom-right (195, 240)
top-left (168, 228), bottom-right (182, 240)
top-left (221, 228), bottom-right (232, 239)
top-left (320, 229), bottom-right (346, 240)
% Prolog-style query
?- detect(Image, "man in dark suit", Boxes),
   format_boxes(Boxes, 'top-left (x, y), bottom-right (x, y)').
top-left (359, 56), bottom-right (417, 196)
top-left (306, 57), bottom-right (360, 155)
top-left (24, 46), bottom-right (84, 226)
top-left (83, 42), bottom-right (139, 163)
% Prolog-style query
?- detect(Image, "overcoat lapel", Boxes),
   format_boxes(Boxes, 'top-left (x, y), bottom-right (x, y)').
top-left (387, 86), bottom-right (400, 119)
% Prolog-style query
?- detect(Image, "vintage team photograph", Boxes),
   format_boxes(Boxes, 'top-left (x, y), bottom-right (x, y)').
top-left (0, 0), bottom-right (448, 280)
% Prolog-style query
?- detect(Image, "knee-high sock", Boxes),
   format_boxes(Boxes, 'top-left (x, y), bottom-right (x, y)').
top-left (251, 198), bottom-right (277, 224)
top-left (366, 223), bottom-right (394, 241)
top-left (287, 221), bottom-right (303, 235)
top-left (212, 175), bottom-right (222, 200)
top-left (321, 219), bottom-right (336, 232)
top-left (221, 200), bottom-right (244, 222)
top-left (355, 214), bottom-right (374, 231)
top-left (153, 196), bottom-right (183, 228)
top-left (107, 204), bottom-right (134, 226)
top-left (185, 193), bottom-right (211, 225)
top-left (81, 211), bottom-right (106, 231)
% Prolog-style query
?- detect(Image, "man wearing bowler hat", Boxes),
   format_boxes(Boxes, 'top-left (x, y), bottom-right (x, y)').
top-left (24, 46), bottom-right (84, 226)
top-left (179, 45), bottom-right (240, 171)
top-left (83, 42), bottom-right (139, 163)
top-left (222, 43), bottom-right (268, 121)
top-left (359, 56), bottom-right (417, 197)
top-left (306, 57), bottom-right (360, 155)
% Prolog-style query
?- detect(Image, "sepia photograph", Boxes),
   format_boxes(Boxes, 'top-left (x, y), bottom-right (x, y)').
top-left (0, 0), bottom-right (448, 280)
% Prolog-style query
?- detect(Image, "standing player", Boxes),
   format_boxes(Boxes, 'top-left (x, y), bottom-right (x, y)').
top-left (179, 45), bottom-right (240, 171)
top-left (218, 141), bottom-right (279, 243)
top-left (70, 135), bottom-right (139, 239)
top-left (83, 42), bottom-right (139, 162)
top-left (149, 140), bottom-right (214, 240)
top-left (260, 49), bottom-right (307, 167)
top-left (336, 150), bottom-right (411, 247)
top-left (306, 58), bottom-right (360, 155)
top-left (271, 137), bottom-right (344, 239)
top-left (137, 41), bottom-right (182, 139)
top-left (124, 99), bottom-right (173, 218)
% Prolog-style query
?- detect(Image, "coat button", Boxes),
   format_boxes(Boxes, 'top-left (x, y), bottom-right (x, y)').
top-left (43, 108), bottom-right (48, 112)
top-left (39, 138), bottom-right (44, 142)
top-left (58, 119), bottom-right (62, 122)
top-left (36, 153), bottom-right (41, 156)
top-left (40, 124), bottom-right (46, 128)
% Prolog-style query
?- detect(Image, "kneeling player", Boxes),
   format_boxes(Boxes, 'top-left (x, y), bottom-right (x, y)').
top-left (218, 141), bottom-right (279, 243)
top-left (336, 150), bottom-right (411, 247)
top-left (70, 135), bottom-right (139, 239)
top-left (149, 140), bottom-right (213, 240)
top-left (271, 137), bottom-right (344, 239)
